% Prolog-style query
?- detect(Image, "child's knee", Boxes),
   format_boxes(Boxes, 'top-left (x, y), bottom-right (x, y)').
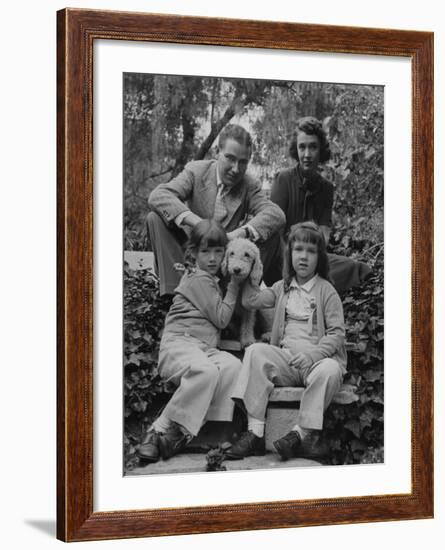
top-left (243, 343), bottom-right (277, 381)
top-left (192, 362), bottom-right (220, 384)
top-left (315, 358), bottom-right (343, 382)
top-left (244, 342), bottom-right (270, 363)
top-left (214, 352), bottom-right (242, 375)
top-left (226, 358), bottom-right (242, 376)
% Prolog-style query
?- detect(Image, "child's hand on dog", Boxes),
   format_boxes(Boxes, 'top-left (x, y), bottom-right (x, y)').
top-left (288, 352), bottom-right (312, 369)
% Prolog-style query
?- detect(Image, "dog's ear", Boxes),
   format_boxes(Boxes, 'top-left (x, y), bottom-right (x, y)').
top-left (220, 250), bottom-right (228, 276)
top-left (249, 248), bottom-right (263, 285)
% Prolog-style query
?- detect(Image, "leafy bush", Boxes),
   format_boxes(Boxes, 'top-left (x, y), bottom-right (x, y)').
top-left (123, 264), bottom-right (171, 470)
top-left (323, 231), bottom-right (384, 465)
top-left (318, 86), bottom-right (384, 464)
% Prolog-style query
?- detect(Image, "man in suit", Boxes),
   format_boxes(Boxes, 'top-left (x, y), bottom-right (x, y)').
top-left (147, 124), bottom-right (285, 296)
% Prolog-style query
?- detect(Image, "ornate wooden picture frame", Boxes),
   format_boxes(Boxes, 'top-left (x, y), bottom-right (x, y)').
top-left (57, 8), bottom-right (433, 542)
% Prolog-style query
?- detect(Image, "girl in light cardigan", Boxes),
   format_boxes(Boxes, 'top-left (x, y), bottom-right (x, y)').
top-left (137, 220), bottom-right (244, 464)
top-left (227, 221), bottom-right (346, 461)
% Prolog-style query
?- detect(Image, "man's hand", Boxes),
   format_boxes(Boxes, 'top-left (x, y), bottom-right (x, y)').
top-left (288, 352), bottom-right (312, 370)
top-left (227, 227), bottom-right (247, 241)
top-left (182, 212), bottom-right (203, 228)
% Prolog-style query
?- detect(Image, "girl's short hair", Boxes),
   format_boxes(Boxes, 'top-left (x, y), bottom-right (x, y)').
top-left (283, 221), bottom-right (330, 290)
top-left (289, 116), bottom-right (331, 163)
top-left (188, 219), bottom-right (228, 251)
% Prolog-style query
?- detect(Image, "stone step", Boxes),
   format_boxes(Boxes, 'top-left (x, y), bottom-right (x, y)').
top-left (269, 384), bottom-right (359, 405)
top-left (124, 250), bottom-right (154, 270)
top-left (128, 451), bottom-right (320, 476)
top-left (219, 339), bottom-right (366, 354)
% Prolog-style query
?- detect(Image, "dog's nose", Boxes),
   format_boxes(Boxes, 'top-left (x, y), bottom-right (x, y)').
top-left (233, 267), bottom-right (241, 274)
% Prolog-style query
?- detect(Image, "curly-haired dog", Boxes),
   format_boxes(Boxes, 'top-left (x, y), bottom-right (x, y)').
top-left (221, 238), bottom-right (263, 349)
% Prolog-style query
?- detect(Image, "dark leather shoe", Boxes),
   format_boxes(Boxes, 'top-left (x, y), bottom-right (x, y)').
top-left (299, 431), bottom-right (329, 460)
top-left (273, 430), bottom-right (302, 461)
top-left (158, 425), bottom-right (190, 460)
top-left (137, 430), bottom-right (162, 463)
top-left (225, 431), bottom-right (265, 460)
top-left (274, 430), bottom-right (329, 461)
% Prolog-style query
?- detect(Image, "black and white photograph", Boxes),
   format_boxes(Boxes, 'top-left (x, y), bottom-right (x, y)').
top-left (123, 73), bottom-right (384, 476)
top-left (1, 0), bottom-right (440, 545)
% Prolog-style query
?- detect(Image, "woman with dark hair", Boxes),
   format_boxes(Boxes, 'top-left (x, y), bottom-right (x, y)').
top-left (264, 116), bottom-right (371, 293)
top-left (274, 117), bottom-right (333, 245)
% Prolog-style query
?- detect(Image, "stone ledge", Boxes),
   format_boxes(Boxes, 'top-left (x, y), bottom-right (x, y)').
top-left (269, 384), bottom-right (359, 405)
top-left (124, 251), bottom-right (154, 270)
top-left (219, 340), bottom-right (366, 353)
top-left (128, 451), bottom-right (321, 476)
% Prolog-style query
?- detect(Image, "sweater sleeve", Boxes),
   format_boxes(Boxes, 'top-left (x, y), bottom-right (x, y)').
top-left (305, 288), bottom-right (346, 364)
top-left (270, 171), bottom-right (289, 216)
top-left (241, 280), bottom-right (280, 310)
top-left (178, 274), bottom-right (239, 329)
top-left (318, 181), bottom-right (334, 227)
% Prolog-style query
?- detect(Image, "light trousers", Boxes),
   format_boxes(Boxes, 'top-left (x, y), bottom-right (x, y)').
top-left (158, 335), bottom-right (242, 436)
top-left (231, 342), bottom-right (343, 430)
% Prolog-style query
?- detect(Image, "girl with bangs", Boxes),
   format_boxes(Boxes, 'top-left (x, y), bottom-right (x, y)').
top-left (138, 220), bottom-right (245, 464)
top-left (227, 221), bottom-right (347, 461)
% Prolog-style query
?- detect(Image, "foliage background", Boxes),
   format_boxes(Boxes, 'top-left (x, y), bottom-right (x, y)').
top-left (123, 74), bottom-right (384, 470)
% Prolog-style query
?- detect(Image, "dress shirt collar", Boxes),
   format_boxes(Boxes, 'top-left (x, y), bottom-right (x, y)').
top-left (216, 166), bottom-right (234, 195)
top-left (216, 166), bottom-right (224, 192)
top-left (289, 274), bottom-right (319, 293)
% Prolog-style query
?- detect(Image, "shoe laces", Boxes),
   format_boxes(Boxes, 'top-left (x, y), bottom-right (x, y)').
top-left (141, 429), bottom-right (161, 446)
top-left (239, 431), bottom-right (257, 443)
top-left (282, 430), bottom-right (301, 444)
top-left (167, 423), bottom-right (193, 443)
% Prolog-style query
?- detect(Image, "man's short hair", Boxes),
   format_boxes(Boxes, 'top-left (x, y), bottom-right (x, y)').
top-left (218, 124), bottom-right (253, 150)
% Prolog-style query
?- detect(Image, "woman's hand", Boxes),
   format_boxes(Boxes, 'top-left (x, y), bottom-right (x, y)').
top-left (288, 352), bottom-right (312, 369)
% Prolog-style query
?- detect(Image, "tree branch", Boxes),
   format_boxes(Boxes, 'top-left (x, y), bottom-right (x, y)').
top-left (210, 80), bottom-right (218, 124)
top-left (194, 91), bottom-right (244, 160)
top-left (148, 165), bottom-right (174, 179)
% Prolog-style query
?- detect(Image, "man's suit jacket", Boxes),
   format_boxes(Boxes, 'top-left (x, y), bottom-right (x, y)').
top-left (148, 160), bottom-right (285, 242)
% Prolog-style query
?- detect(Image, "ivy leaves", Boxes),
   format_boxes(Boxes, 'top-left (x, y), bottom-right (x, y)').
top-left (123, 266), bottom-right (171, 468)
top-left (325, 242), bottom-right (384, 465)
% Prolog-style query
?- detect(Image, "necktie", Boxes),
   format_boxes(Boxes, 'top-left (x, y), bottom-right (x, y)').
top-left (213, 185), bottom-right (227, 223)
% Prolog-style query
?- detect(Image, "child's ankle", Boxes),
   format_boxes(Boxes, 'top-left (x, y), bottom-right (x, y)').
top-left (172, 421), bottom-right (194, 441)
top-left (291, 424), bottom-right (311, 440)
top-left (151, 416), bottom-right (172, 434)
top-left (247, 415), bottom-right (265, 438)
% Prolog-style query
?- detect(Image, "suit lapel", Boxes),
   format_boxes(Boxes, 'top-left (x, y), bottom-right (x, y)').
top-left (200, 162), bottom-right (245, 227)
top-left (202, 162), bottom-right (218, 215)
top-left (222, 180), bottom-right (245, 228)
